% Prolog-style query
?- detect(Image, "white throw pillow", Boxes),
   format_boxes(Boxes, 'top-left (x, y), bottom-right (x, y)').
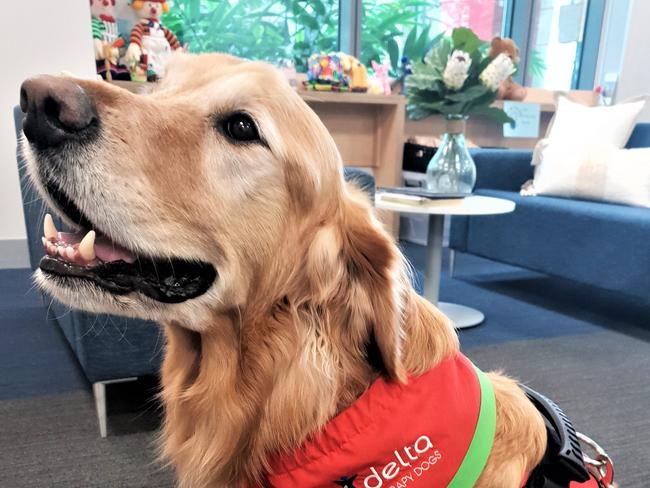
top-left (530, 96), bottom-right (646, 167)
top-left (524, 96), bottom-right (649, 206)
top-left (531, 144), bottom-right (650, 208)
top-left (546, 96), bottom-right (646, 147)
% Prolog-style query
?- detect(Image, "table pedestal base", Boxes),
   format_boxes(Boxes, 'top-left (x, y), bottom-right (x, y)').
top-left (438, 302), bottom-right (485, 329)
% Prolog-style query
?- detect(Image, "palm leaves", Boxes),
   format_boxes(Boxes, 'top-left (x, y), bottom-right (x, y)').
top-left (163, 0), bottom-right (443, 75)
top-left (163, 0), bottom-right (339, 71)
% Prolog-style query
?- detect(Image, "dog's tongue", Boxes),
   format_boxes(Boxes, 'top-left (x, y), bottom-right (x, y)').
top-left (94, 238), bottom-right (135, 263)
top-left (59, 232), bottom-right (135, 262)
top-left (42, 214), bottom-right (136, 266)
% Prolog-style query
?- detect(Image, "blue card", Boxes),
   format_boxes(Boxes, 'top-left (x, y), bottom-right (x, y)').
top-left (503, 102), bottom-right (541, 138)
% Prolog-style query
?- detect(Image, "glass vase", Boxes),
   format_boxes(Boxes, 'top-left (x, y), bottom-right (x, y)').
top-left (425, 115), bottom-right (476, 194)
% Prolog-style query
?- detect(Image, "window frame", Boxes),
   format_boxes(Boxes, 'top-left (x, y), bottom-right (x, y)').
top-left (340, 0), bottom-right (604, 90)
top-left (338, 0), bottom-right (362, 57)
top-left (506, 0), bottom-right (605, 90)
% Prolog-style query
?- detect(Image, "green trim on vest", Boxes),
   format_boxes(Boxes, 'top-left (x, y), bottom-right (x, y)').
top-left (447, 366), bottom-right (497, 488)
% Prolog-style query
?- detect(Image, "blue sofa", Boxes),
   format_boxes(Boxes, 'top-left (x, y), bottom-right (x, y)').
top-left (450, 124), bottom-right (650, 302)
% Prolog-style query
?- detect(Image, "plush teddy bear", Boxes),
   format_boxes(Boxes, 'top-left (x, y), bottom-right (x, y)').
top-left (126, 0), bottom-right (180, 82)
top-left (489, 37), bottom-right (527, 101)
top-left (90, 0), bottom-right (130, 80)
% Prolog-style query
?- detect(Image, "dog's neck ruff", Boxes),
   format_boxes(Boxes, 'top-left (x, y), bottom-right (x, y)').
top-left (265, 353), bottom-right (496, 488)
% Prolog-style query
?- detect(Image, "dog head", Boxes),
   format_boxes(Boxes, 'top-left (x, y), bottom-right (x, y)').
top-left (21, 53), bottom-right (408, 377)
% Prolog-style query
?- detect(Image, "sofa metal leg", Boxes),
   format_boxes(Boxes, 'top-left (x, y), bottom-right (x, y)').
top-left (449, 249), bottom-right (456, 277)
top-left (92, 377), bottom-right (138, 438)
top-left (92, 382), bottom-right (108, 438)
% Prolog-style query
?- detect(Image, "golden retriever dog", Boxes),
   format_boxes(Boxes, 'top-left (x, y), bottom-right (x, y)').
top-left (20, 53), bottom-right (547, 487)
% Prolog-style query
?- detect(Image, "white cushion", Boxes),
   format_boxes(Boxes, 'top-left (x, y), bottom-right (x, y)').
top-left (531, 96), bottom-right (646, 167)
top-left (525, 96), bottom-right (649, 207)
top-left (532, 144), bottom-right (650, 208)
top-left (546, 96), bottom-right (646, 147)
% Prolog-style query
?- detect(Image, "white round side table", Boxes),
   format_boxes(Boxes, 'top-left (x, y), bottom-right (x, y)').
top-left (375, 194), bottom-right (516, 329)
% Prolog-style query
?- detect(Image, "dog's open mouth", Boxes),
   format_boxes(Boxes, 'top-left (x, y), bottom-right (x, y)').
top-left (38, 181), bottom-right (217, 304)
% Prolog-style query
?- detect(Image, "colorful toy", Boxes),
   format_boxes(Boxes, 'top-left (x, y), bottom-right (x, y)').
top-left (90, 0), bottom-right (130, 81)
top-left (369, 60), bottom-right (392, 96)
top-left (340, 54), bottom-right (368, 92)
top-left (126, 0), bottom-right (180, 82)
top-left (305, 53), bottom-right (349, 92)
top-left (489, 37), bottom-right (527, 101)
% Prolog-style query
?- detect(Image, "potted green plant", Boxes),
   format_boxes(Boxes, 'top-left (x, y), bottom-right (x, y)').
top-left (406, 27), bottom-right (517, 194)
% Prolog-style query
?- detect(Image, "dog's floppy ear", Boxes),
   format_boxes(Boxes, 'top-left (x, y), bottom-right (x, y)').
top-left (340, 189), bottom-right (407, 382)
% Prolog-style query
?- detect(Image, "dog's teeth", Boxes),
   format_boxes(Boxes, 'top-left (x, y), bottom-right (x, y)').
top-left (79, 231), bottom-right (96, 261)
top-left (66, 246), bottom-right (76, 260)
top-left (44, 214), bottom-right (58, 240)
top-left (57, 246), bottom-right (66, 257)
top-left (41, 237), bottom-right (47, 247)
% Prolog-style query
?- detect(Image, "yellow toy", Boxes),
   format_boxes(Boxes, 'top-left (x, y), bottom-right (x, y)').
top-left (340, 54), bottom-right (368, 93)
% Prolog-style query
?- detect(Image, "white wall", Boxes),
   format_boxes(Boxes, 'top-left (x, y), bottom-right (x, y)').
top-left (614, 0), bottom-right (650, 121)
top-left (0, 0), bottom-right (95, 265)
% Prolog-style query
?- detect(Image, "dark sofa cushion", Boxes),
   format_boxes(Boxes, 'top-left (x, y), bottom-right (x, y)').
top-left (459, 189), bottom-right (650, 301)
top-left (469, 148), bottom-right (535, 192)
top-left (344, 167), bottom-right (375, 199)
top-left (626, 123), bottom-right (650, 149)
top-left (69, 309), bottom-right (164, 382)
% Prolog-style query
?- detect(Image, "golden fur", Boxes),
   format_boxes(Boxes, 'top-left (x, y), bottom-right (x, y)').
top-left (27, 53), bottom-right (547, 487)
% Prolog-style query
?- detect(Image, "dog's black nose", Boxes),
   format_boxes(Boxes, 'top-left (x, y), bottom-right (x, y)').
top-left (20, 75), bottom-right (97, 148)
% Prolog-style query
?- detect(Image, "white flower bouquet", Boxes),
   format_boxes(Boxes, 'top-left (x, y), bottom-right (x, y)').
top-left (406, 28), bottom-right (516, 124)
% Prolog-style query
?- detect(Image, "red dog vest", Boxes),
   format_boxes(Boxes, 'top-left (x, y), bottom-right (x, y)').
top-left (266, 353), bottom-right (496, 488)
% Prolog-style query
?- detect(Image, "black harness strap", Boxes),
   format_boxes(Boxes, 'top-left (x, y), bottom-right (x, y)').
top-left (521, 385), bottom-right (591, 488)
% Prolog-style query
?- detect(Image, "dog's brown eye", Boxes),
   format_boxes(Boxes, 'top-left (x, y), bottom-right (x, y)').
top-left (221, 113), bottom-right (260, 143)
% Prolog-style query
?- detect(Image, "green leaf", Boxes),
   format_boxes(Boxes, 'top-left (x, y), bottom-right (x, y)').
top-left (425, 36), bottom-right (451, 67)
top-left (429, 31), bottom-right (446, 48)
top-left (403, 26), bottom-right (418, 61)
top-left (312, 0), bottom-right (326, 16)
top-left (451, 27), bottom-right (482, 54)
top-left (465, 90), bottom-right (497, 111)
top-left (477, 40), bottom-right (491, 56)
top-left (252, 23), bottom-right (264, 39)
top-left (446, 85), bottom-right (490, 103)
top-left (469, 106), bottom-right (515, 125)
top-left (189, 0), bottom-right (201, 19)
top-left (438, 102), bottom-right (469, 115)
top-left (527, 48), bottom-right (547, 79)
top-left (387, 38), bottom-right (400, 72)
top-left (414, 25), bottom-right (432, 61)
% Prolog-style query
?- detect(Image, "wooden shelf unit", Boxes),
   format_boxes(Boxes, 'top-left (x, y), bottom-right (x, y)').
top-left (300, 91), bottom-right (405, 233)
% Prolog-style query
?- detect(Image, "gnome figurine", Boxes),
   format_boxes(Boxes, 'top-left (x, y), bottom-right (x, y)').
top-left (126, 0), bottom-right (180, 82)
top-left (90, 0), bottom-right (130, 80)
